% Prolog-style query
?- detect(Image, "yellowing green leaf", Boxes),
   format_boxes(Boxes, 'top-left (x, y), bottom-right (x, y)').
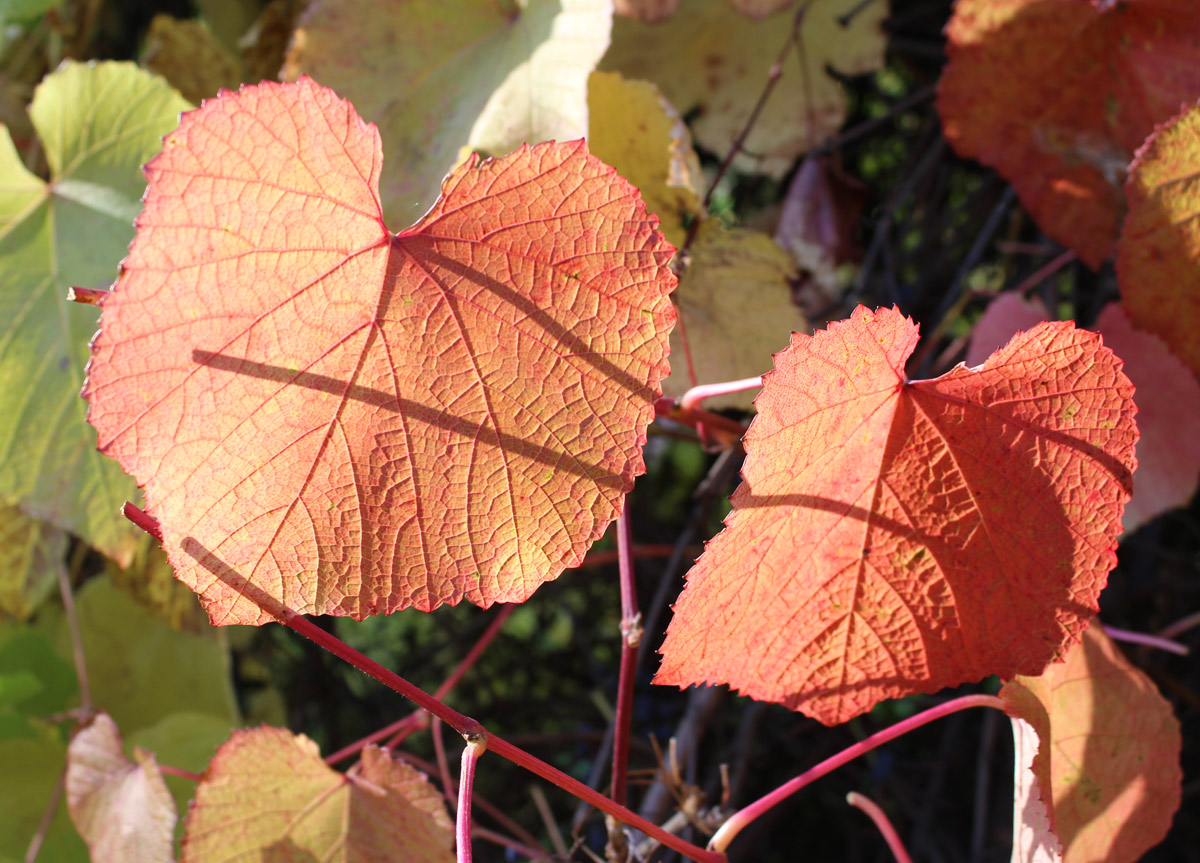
top-left (59, 576), bottom-right (238, 734)
top-left (0, 62), bottom-right (191, 566)
top-left (182, 728), bottom-right (454, 863)
top-left (284, 0), bottom-right (611, 220)
top-left (601, 0), bottom-right (887, 176)
top-left (587, 70), bottom-right (703, 247)
top-left (0, 501), bottom-right (66, 621)
top-left (661, 222), bottom-right (804, 409)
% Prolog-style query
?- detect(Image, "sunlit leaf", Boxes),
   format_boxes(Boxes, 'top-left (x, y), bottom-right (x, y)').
top-left (1002, 626), bottom-right (1182, 863)
top-left (283, 0), bottom-right (611, 220)
top-left (968, 295), bottom-right (1200, 532)
top-left (660, 221), bottom-right (804, 409)
top-left (83, 79), bottom-right (676, 625)
top-left (601, 0), bottom-right (887, 177)
top-left (657, 306), bottom-right (1136, 725)
top-left (181, 728), bottom-right (453, 863)
top-left (1117, 98), bottom-right (1200, 381)
top-left (587, 70), bottom-right (704, 247)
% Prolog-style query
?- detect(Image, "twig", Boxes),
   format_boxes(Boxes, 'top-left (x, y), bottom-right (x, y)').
top-left (23, 765), bottom-right (65, 863)
top-left (531, 785), bottom-right (570, 858)
top-left (846, 792), bottom-right (913, 863)
top-left (1104, 624), bottom-right (1189, 656)
top-left (611, 505), bottom-right (642, 808)
top-left (708, 694), bottom-right (1006, 853)
top-left (56, 547), bottom-right (90, 713)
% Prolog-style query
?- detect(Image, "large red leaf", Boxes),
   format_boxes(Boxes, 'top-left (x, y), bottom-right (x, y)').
top-left (967, 296), bottom-right (1200, 533)
top-left (1002, 625), bottom-right (1182, 863)
top-left (83, 78), bottom-right (676, 625)
top-left (656, 306), bottom-right (1137, 725)
top-left (937, 0), bottom-right (1200, 269)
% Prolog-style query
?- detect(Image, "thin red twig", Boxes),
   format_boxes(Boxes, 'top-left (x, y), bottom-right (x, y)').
top-left (709, 694), bottom-right (1006, 853)
top-left (457, 735), bottom-right (486, 863)
top-left (846, 792), bottom-right (913, 863)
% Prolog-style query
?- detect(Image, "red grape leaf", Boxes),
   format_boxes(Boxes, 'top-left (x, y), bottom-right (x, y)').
top-left (181, 727), bottom-right (453, 863)
top-left (66, 713), bottom-right (175, 863)
top-left (656, 306), bottom-right (1137, 726)
top-left (968, 296), bottom-right (1200, 533)
top-left (83, 78), bottom-right (676, 625)
top-left (937, 0), bottom-right (1200, 269)
top-left (1001, 625), bottom-right (1182, 863)
top-left (1117, 99), bottom-right (1200, 381)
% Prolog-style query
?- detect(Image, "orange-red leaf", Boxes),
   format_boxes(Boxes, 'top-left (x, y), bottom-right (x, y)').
top-left (84, 78), bottom-right (676, 625)
top-left (967, 296), bottom-right (1200, 533)
top-left (1001, 625), bottom-right (1182, 863)
top-left (656, 306), bottom-right (1136, 725)
top-left (181, 727), bottom-right (453, 863)
top-left (937, 0), bottom-right (1200, 269)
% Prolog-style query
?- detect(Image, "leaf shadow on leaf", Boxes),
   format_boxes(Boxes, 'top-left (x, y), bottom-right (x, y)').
top-left (181, 536), bottom-right (299, 623)
top-left (410, 246), bottom-right (663, 400)
top-left (264, 838), bottom-right (320, 863)
top-left (192, 349), bottom-right (623, 489)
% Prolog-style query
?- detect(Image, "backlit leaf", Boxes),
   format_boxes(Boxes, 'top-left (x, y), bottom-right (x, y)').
top-left (1001, 625), bottom-right (1182, 863)
top-left (587, 70), bottom-right (704, 247)
top-left (967, 295), bottom-right (1200, 532)
top-left (657, 306), bottom-right (1137, 725)
top-left (284, 0), bottom-right (611, 221)
top-left (83, 79), bottom-right (676, 625)
top-left (0, 62), bottom-right (189, 566)
top-left (660, 221), bottom-right (805, 409)
top-left (1117, 99), bottom-right (1200, 381)
top-left (601, 0), bottom-right (887, 177)
top-left (181, 727), bottom-right (453, 863)
top-left (938, 0), bottom-right (1200, 269)
top-left (66, 713), bottom-right (175, 863)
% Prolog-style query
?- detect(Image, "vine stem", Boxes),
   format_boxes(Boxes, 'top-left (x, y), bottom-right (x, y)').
top-left (846, 792), bottom-right (913, 863)
top-left (611, 504), bottom-right (642, 808)
top-left (1103, 624), bottom-right (1189, 656)
top-left (680, 376), bottom-right (764, 413)
top-left (122, 502), bottom-right (726, 863)
top-left (708, 694), bottom-right (1006, 853)
top-left (457, 735), bottom-right (486, 863)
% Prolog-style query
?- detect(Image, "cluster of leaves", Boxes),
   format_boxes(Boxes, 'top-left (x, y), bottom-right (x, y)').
top-left (1, 1), bottom-right (1199, 862)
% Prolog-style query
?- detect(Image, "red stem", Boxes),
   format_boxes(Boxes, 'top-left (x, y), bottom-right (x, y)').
top-left (326, 713), bottom-right (424, 765)
top-left (611, 505), bottom-right (641, 807)
top-left (434, 718), bottom-right (456, 808)
top-left (159, 764), bottom-right (203, 782)
top-left (121, 504), bottom-right (722, 862)
top-left (653, 397), bottom-right (748, 440)
top-left (123, 502), bottom-right (162, 541)
top-left (66, 286), bottom-right (108, 306)
top-left (709, 694), bottom-right (1006, 853)
top-left (457, 737), bottom-right (485, 863)
top-left (846, 792), bottom-right (913, 863)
